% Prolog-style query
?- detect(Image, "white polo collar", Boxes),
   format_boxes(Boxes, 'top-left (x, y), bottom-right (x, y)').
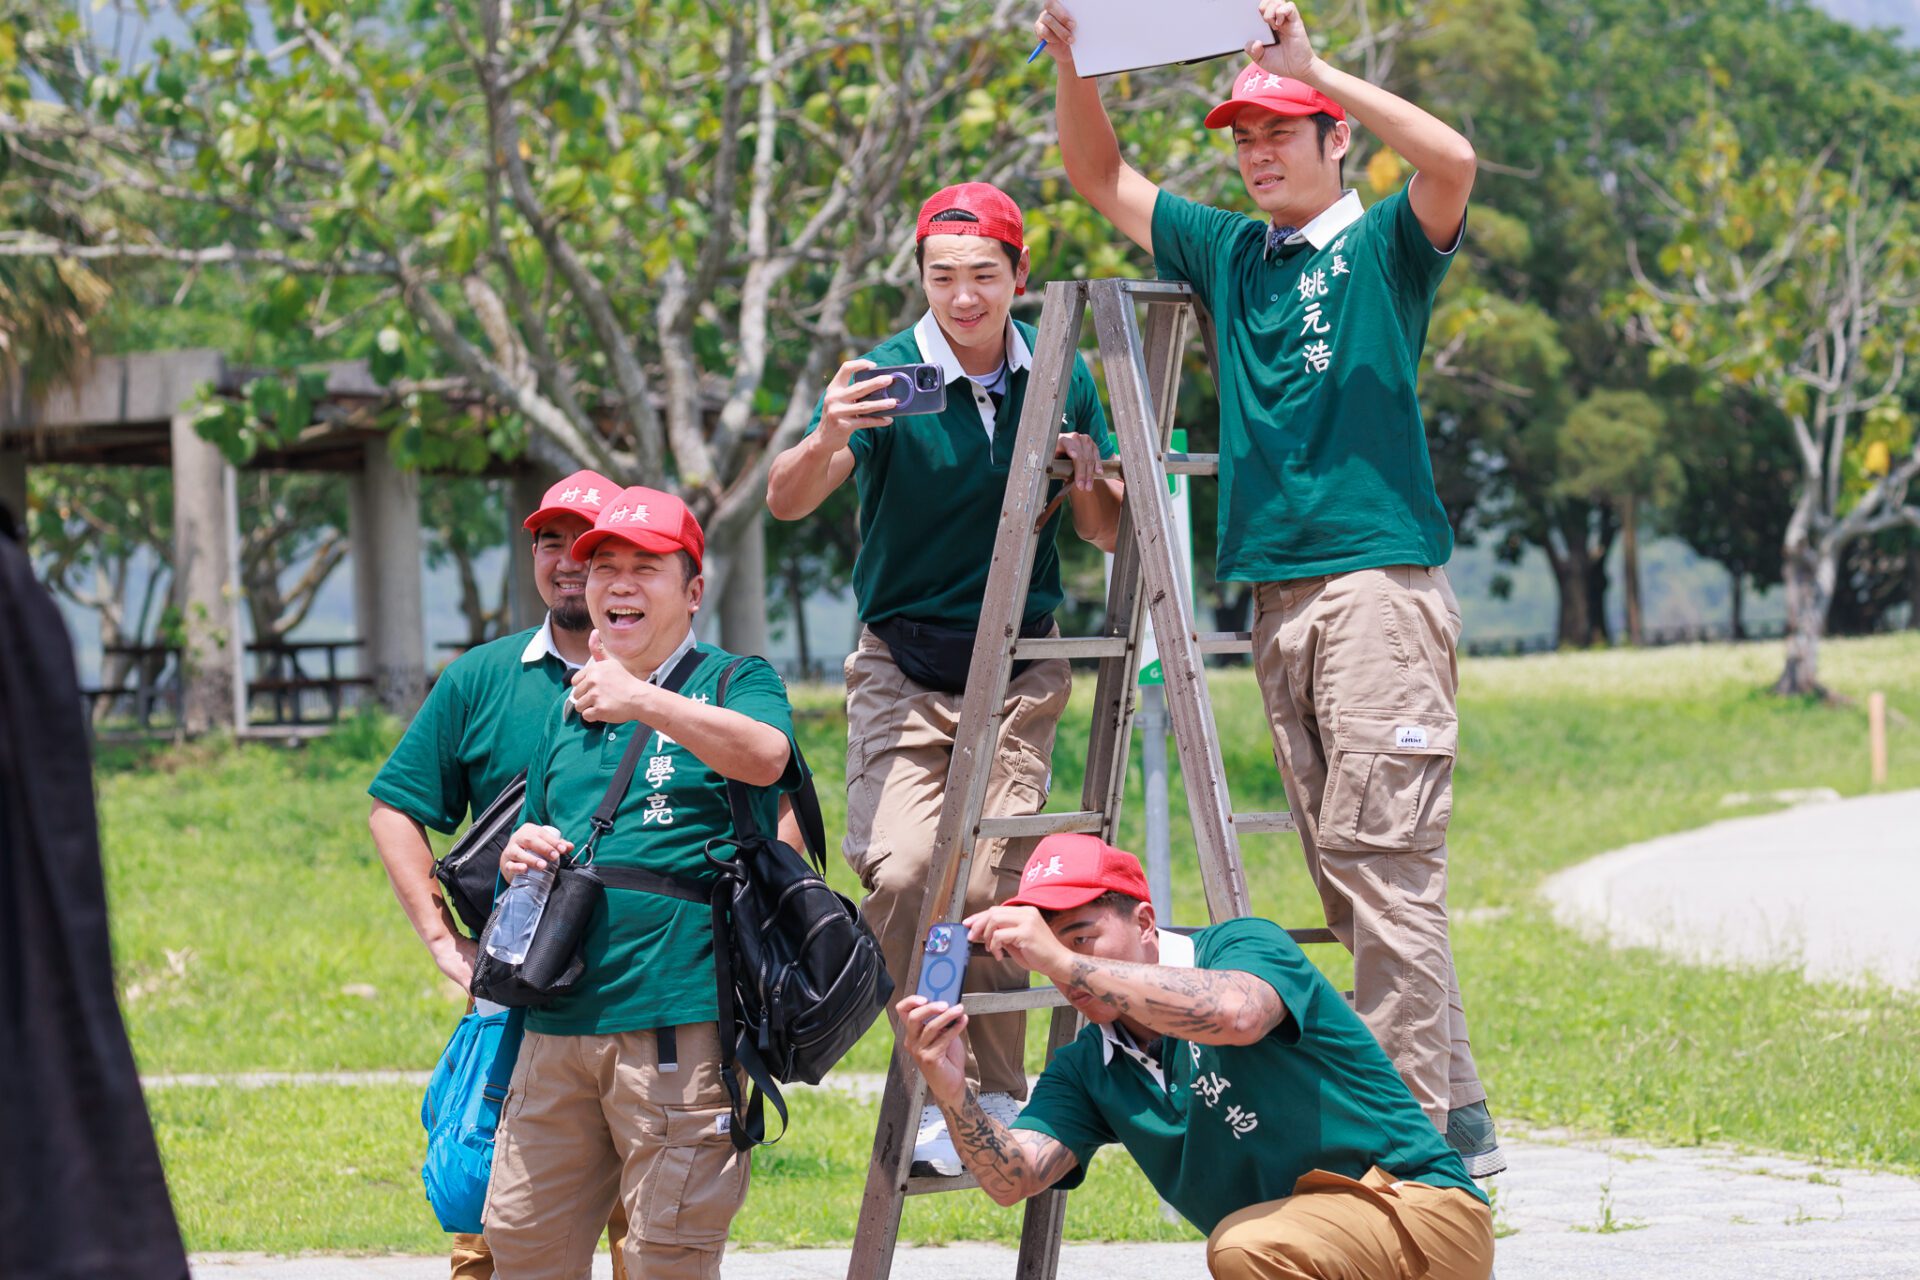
top-left (913, 310), bottom-right (1032, 386)
top-left (646, 628), bottom-right (701, 687)
top-left (1268, 188), bottom-right (1364, 255)
top-left (520, 614), bottom-right (584, 672)
top-left (1097, 929), bottom-right (1197, 1083)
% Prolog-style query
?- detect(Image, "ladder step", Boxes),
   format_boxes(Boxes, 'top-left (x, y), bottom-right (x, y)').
top-left (958, 985), bottom-right (1071, 1016)
top-left (906, 1171), bottom-right (980, 1195)
top-left (977, 810), bottom-right (1105, 839)
top-left (1233, 810), bottom-right (1296, 834)
top-left (1042, 452), bottom-right (1220, 480)
top-left (1196, 631), bottom-right (1253, 655)
top-left (1011, 634), bottom-right (1131, 660)
top-left (1292, 928), bottom-right (1341, 946)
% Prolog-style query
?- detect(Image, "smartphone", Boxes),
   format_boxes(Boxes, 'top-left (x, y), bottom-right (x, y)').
top-left (915, 923), bottom-right (969, 1007)
top-left (861, 363), bottom-right (947, 417)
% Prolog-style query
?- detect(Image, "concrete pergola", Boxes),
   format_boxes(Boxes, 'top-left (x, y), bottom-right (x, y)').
top-left (0, 350), bottom-right (552, 733)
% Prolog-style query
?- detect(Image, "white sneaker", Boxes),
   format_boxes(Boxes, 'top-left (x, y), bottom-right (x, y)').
top-left (911, 1103), bottom-right (962, 1176)
top-left (978, 1091), bottom-right (1025, 1127)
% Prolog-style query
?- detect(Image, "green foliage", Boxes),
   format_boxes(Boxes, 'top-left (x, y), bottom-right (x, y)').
top-left (1555, 390), bottom-right (1682, 513)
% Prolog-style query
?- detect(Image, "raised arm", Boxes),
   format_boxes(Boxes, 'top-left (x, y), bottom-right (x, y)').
top-left (1035, 1), bottom-right (1162, 255)
top-left (1252, 0), bottom-right (1475, 249)
top-left (897, 997), bottom-right (1082, 1206)
top-left (766, 360), bottom-right (895, 520)
top-left (968, 904), bottom-right (1290, 1046)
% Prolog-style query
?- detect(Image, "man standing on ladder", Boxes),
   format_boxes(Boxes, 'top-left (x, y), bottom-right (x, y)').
top-left (766, 181), bottom-right (1124, 1173)
top-left (1034, 0), bottom-right (1503, 1175)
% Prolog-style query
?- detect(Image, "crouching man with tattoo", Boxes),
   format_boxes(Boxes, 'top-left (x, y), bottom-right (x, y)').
top-left (898, 834), bottom-right (1494, 1280)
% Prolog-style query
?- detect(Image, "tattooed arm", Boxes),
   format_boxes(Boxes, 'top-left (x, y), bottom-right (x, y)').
top-left (897, 995), bottom-right (1081, 1206)
top-left (967, 904), bottom-right (1290, 1047)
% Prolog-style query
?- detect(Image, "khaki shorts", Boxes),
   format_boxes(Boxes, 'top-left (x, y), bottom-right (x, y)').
top-left (1207, 1165), bottom-right (1494, 1280)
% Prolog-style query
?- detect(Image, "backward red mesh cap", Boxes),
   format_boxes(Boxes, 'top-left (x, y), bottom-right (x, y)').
top-left (568, 485), bottom-right (705, 569)
top-left (1204, 64), bottom-right (1346, 129)
top-left (522, 469), bottom-right (620, 531)
top-left (1003, 834), bottom-right (1152, 912)
top-left (916, 182), bottom-right (1025, 252)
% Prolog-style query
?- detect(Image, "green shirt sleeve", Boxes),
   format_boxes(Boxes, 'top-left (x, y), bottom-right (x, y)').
top-left (1370, 182), bottom-right (1461, 302)
top-left (1150, 190), bottom-right (1248, 310)
top-left (1010, 1037), bottom-right (1110, 1191)
top-left (716, 656), bottom-right (804, 795)
top-left (1196, 916), bottom-right (1348, 1046)
top-left (367, 664), bottom-right (472, 833)
top-left (1067, 353), bottom-right (1116, 460)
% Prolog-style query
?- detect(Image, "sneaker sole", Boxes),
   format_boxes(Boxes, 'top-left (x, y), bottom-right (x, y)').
top-left (1459, 1147), bottom-right (1507, 1179)
top-left (909, 1159), bottom-right (964, 1178)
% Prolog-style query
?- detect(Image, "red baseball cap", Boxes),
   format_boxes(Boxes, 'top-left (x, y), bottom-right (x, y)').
top-left (1204, 64), bottom-right (1346, 130)
top-left (568, 485), bottom-right (706, 569)
top-left (1003, 834), bottom-right (1152, 912)
top-left (916, 182), bottom-right (1025, 253)
top-left (522, 469), bottom-right (620, 532)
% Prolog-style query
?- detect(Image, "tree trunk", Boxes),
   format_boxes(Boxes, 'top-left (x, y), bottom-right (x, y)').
top-left (709, 509), bottom-right (770, 658)
top-left (1622, 493), bottom-right (1643, 646)
top-left (1774, 539), bottom-right (1835, 696)
top-left (1548, 546), bottom-right (1592, 648)
top-left (1907, 544), bottom-right (1920, 632)
top-left (1729, 568), bottom-right (1746, 641)
top-left (785, 556), bottom-right (811, 678)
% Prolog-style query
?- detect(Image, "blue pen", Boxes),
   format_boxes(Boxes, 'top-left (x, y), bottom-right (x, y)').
top-left (1026, 38), bottom-right (1048, 63)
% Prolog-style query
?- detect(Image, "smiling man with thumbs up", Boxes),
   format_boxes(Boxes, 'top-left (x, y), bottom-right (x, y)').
top-left (483, 485), bottom-right (803, 1280)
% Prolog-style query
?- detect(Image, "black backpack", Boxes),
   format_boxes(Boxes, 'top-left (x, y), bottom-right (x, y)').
top-left (597, 658), bottom-right (893, 1151)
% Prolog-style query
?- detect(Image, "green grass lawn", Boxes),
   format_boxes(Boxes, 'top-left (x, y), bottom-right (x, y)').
top-left (107, 634), bottom-right (1920, 1253)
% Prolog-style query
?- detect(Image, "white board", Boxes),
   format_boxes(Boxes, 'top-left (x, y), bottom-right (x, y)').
top-left (1061, 0), bottom-right (1272, 78)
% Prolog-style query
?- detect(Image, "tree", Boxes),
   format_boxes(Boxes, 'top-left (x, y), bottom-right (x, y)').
top-left (423, 476), bottom-right (512, 648)
top-left (1553, 390), bottom-right (1680, 645)
top-left (1628, 124), bottom-right (1920, 695)
top-left (236, 472), bottom-right (349, 644)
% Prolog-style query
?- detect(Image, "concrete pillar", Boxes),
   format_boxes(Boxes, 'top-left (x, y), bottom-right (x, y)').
top-left (713, 509), bottom-right (770, 658)
top-left (169, 413), bottom-right (245, 735)
top-left (0, 444), bottom-right (26, 532)
top-left (505, 469), bottom-right (551, 631)
top-left (349, 442), bottom-right (427, 714)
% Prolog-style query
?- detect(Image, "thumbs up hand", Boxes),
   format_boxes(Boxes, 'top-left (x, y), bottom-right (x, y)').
top-left (569, 630), bottom-right (651, 725)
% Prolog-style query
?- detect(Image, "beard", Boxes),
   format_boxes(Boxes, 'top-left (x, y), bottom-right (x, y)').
top-left (551, 594), bottom-right (592, 634)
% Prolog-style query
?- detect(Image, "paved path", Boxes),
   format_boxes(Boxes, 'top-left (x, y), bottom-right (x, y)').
top-left (1543, 788), bottom-right (1920, 989)
top-left (189, 1128), bottom-right (1920, 1279)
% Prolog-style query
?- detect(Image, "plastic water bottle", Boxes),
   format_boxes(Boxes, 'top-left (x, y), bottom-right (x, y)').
top-left (484, 863), bottom-right (554, 965)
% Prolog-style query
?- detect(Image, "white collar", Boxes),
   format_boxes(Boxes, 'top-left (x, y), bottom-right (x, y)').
top-left (913, 310), bottom-right (1032, 386)
top-left (645, 628), bottom-right (701, 687)
top-left (1097, 929), bottom-right (1197, 1073)
top-left (1269, 188), bottom-right (1364, 254)
top-left (521, 615), bottom-right (584, 672)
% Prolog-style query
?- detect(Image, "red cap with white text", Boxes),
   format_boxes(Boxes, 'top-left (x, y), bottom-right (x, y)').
top-left (568, 485), bottom-right (706, 570)
top-left (522, 469), bottom-right (621, 531)
top-left (1002, 834), bottom-right (1152, 912)
top-left (1204, 63), bottom-right (1346, 130)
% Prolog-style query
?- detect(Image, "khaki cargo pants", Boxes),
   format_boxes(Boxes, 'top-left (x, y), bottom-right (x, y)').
top-left (843, 626), bottom-right (1072, 1098)
top-left (1207, 1166), bottom-right (1494, 1280)
top-left (1251, 567), bottom-right (1487, 1127)
top-left (484, 1023), bottom-right (748, 1280)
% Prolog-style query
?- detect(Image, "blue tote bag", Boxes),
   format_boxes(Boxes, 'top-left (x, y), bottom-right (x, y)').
top-left (420, 1003), bottom-right (526, 1234)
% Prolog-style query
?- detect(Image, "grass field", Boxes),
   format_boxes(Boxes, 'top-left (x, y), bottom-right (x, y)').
top-left (106, 634), bottom-right (1920, 1253)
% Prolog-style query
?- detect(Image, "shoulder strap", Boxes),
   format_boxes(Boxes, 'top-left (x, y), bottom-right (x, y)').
top-left (574, 646), bottom-right (706, 865)
top-left (714, 657), bottom-right (827, 872)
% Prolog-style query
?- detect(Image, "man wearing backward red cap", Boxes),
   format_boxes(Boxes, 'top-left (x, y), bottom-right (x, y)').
top-left (484, 487), bottom-right (804, 1280)
top-left (369, 469), bottom-right (637, 1278)
top-left (767, 182), bottom-right (1124, 1172)
top-left (899, 834), bottom-right (1493, 1280)
top-left (1035, 0), bottom-right (1502, 1176)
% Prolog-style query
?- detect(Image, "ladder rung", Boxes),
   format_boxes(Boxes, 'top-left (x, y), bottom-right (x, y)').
top-left (1196, 631), bottom-right (1253, 654)
top-left (977, 811), bottom-right (1104, 838)
top-left (906, 1171), bottom-right (980, 1195)
top-left (1292, 928), bottom-right (1341, 946)
top-left (1041, 452), bottom-right (1220, 480)
top-left (1233, 810), bottom-right (1296, 834)
top-left (959, 985), bottom-right (1071, 1016)
top-left (1011, 634), bottom-right (1131, 660)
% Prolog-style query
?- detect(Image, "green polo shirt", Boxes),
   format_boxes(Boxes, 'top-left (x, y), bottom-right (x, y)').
top-left (804, 317), bottom-right (1114, 629)
top-left (1151, 185), bottom-right (1457, 583)
top-left (517, 643), bottom-right (802, 1036)
top-left (368, 625), bottom-right (571, 832)
top-left (1012, 917), bottom-right (1483, 1234)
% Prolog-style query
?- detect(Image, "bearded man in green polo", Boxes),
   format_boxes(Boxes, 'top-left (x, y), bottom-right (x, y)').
top-left (1034, 0), bottom-right (1501, 1174)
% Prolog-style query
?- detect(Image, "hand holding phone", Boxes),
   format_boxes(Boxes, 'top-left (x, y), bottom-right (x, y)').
top-left (915, 922), bottom-right (969, 1007)
top-left (861, 363), bottom-right (947, 417)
